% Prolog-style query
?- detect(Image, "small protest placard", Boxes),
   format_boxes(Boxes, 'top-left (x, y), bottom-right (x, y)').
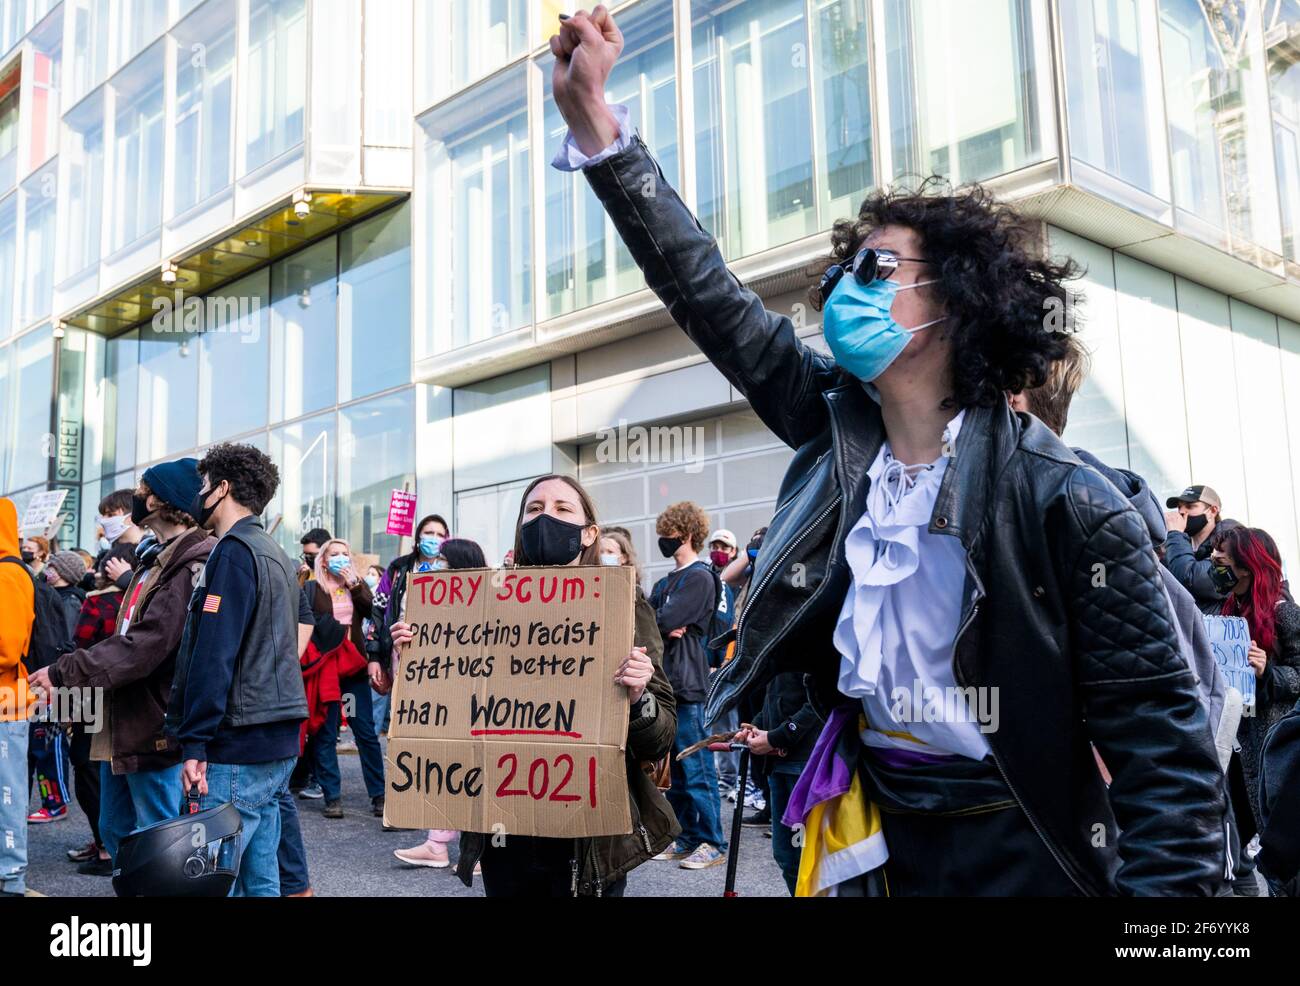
top-left (385, 489), bottom-right (418, 538)
top-left (1204, 615), bottom-right (1255, 712)
top-left (384, 565), bottom-right (634, 838)
top-left (20, 489), bottom-right (69, 535)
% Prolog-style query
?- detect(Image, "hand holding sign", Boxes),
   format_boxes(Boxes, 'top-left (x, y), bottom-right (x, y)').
top-left (390, 620), bottom-right (413, 650)
top-left (614, 646), bottom-right (652, 703)
top-left (1248, 641), bottom-right (1268, 679)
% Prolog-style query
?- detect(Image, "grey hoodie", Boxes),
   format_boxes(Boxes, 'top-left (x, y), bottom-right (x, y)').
top-left (1072, 448), bottom-right (1237, 768)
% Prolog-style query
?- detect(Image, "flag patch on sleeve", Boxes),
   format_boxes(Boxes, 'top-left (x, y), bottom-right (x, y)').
top-left (202, 594), bottom-right (222, 614)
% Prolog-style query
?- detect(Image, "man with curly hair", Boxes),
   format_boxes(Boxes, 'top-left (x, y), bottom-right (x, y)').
top-left (548, 7), bottom-right (1227, 895)
top-left (166, 443), bottom-right (307, 896)
top-left (649, 501), bottom-right (728, 870)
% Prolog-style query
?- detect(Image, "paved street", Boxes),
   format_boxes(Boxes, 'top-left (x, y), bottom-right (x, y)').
top-left (26, 743), bottom-right (790, 898)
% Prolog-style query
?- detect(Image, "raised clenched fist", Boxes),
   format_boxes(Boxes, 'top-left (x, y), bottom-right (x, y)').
top-left (549, 6), bottom-right (624, 158)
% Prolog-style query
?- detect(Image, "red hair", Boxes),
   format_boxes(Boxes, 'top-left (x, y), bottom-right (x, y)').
top-left (1218, 527), bottom-right (1284, 654)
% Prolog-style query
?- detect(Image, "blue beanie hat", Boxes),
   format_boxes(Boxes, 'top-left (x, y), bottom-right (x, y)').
top-left (142, 458), bottom-right (203, 516)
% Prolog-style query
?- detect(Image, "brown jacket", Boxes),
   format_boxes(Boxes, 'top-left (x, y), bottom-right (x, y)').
top-left (50, 527), bottom-right (216, 774)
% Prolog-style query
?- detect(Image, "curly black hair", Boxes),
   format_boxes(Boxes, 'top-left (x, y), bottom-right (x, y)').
top-left (196, 442), bottom-right (281, 516)
top-left (808, 176), bottom-right (1081, 409)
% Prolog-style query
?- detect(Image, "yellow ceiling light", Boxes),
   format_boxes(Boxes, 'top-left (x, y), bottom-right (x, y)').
top-left (61, 188), bottom-right (406, 337)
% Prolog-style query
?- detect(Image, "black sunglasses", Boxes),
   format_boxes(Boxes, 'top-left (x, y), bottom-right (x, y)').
top-left (818, 247), bottom-right (933, 304)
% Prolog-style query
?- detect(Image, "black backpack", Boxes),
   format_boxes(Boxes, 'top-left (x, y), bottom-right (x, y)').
top-left (0, 556), bottom-right (69, 671)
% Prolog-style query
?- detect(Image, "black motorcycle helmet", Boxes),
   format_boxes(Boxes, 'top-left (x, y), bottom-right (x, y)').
top-left (112, 799), bottom-right (242, 897)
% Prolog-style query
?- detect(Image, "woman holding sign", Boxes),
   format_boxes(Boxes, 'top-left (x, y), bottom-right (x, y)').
top-left (1212, 527), bottom-right (1300, 853)
top-left (390, 476), bottom-right (679, 896)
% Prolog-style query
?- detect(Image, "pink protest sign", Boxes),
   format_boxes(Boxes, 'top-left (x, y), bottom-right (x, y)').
top-left (385, 490), bottom-right (418, 537)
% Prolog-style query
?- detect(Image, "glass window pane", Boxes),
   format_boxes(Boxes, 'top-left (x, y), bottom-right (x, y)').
top-left (1267, 0), bottom-right (1300, 262)
top-left (137, 319), bottom-right (199, 463)
top-left (110, 48), bottom-right (165, 251)
top-left (693, 0), bottom-right (818, 260)
top-left (432, 0), bottom-right (529, 100)
top-left (7, 328), bottom-right (53, 490)
top-left (197, 270), bottom-right (270, 444)
top-left (421, 67), bottom-right (531, 352)
top-left (812, 0), bottom-right (875, 222)
top-left (173, 6), bottom-right (236, 215)
top-left (1061, 0), bottom-right (1170, 202)
top-left (0, 194), bottom-right (16, 337)
top-left (68, 0), bottom-right (111, 106)
top-left (0, 66), bottom-right (18, 192)
top-left (115, 0), bottom-right (167, 70)
top-left (270, 237), bottom-right (337, 422)
top-left (542, 0), bottom-right (678, 318)
top-left (1158, 0), bottom-right (1284, 256)
top-left (882, 0), bottom-right (1049, 185)
top-left (20, 167), bottom-right (57, 328)
top-left (268, 411), bottom-right (336, 558)
top-left (246, 0), bottom-right (307, 172)
top-left (28, 18), bottom-right (62, 173)
top-left (63, 103), bottom-right (105, 278)
top-left (338, 389), bottom-right (415, 560)
top-left (339, 203), bottom-right (410, 402)
top-left (103, 329), bottom-right (138, 477)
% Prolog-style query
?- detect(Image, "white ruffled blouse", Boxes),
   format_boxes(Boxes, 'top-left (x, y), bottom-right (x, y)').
top-left (832, 409), bottom-right (991, 761)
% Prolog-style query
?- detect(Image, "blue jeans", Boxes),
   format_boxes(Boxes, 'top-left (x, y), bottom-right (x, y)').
top-left (371, 687), bottom-right (390, 737)
top-left (715, 706), bottom-right (739, 788)
top-left (314, 675), bottom-right (385, 801)
top-left (98, 761), bottom-right (183, 862)
top-left (667, 702), bottom-right (728, 853)
top-left (276, 784), bottom-right (310, 895)
top-left (199, 758), bottom-right (295, 897)
top-left (0, 720), bottom-right (29, 894)
top-left (766, 769), bottom-right (803, 896)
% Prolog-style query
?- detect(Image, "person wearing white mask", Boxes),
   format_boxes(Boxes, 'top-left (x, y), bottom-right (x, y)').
top-left (92, 489), bottom-right (142, 593)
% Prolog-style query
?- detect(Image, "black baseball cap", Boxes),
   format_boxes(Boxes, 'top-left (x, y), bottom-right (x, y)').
top-left (1165, 485), bottom-right (1221, 510)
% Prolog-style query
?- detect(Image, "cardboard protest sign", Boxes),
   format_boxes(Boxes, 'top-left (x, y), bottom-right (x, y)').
top-left (385, 489), bottom-right (418, 538)
top-left (20, 489), bottom-right (69, 535)
top-left (1204, 615), bottom-right (1255, 712)
top-left (384, 565), bottom-right (635, 838)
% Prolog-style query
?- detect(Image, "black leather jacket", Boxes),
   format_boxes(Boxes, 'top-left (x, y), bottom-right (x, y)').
top-left (582, 135), bottom-right (1227, 896)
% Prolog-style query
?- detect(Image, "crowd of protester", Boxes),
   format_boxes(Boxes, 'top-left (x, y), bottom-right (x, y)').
top-left (1, 4), bottom-right (1298, 900)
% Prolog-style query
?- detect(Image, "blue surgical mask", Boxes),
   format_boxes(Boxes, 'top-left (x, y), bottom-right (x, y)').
top-left (600, 553), bottom-right (621, 566)
top-left (327, 555), bottom-right (350, 575)
top-left (364, 574), bottom-right (379, 590)
top-left (822, 275), bottom-right (944, 383)
top-left (418, 536), bottom-right (443, 558)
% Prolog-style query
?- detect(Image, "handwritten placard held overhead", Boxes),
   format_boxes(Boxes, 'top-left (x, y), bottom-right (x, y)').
top-left (1204, 615), bottom-right (1255, 712)
top-left (384, 566), bottom-right (634, 838)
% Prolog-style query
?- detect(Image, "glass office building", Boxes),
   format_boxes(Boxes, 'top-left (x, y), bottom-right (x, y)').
top-left (2, 0), bottom-right (1300, 586)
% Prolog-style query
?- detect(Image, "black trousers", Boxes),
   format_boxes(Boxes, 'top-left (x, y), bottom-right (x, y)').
top-left (67, 724), bottom-right (102, 848)
top-left (859, 751), bottom-right (1084, 897)
top-left (479, 836), bottom-right (626, 898)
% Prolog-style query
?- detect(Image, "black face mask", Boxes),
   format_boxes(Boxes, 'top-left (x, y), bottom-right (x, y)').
top-left (520, 513), bottom-right (587, 566)
top-left (190, 486), bottom-right (227, 531)
top-left (658, 536), bottom-right (684, 559)
top-left (20, 550), bottom-right (34, 564)
top-left (131, 494), bottom-right (154, 526)
top-left (1184, 513), bottom-right (1209, 537)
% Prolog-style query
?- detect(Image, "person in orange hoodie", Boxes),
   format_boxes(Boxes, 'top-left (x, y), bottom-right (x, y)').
top-left (0, 496), bottom-right (36, 896)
